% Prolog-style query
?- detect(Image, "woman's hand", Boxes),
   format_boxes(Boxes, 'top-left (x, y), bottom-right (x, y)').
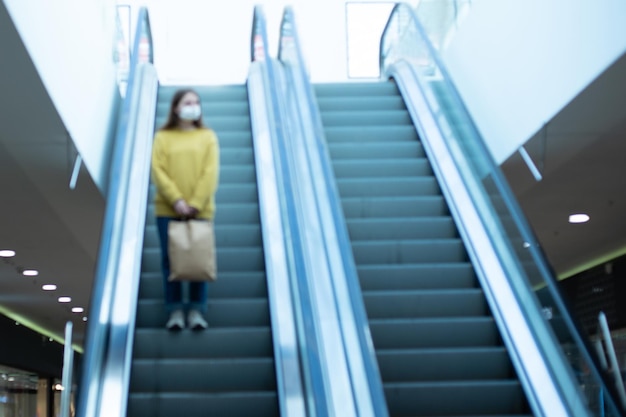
top-left (173, 199), bottom-right (193, 217)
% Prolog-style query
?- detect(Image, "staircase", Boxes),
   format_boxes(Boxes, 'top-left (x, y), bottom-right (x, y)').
top-left (315, 82), bottom-right (533, 417)
top-left (126, 85), bottom-right (279, 417)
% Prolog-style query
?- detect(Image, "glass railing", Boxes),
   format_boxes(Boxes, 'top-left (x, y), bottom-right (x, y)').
top-left (76, 7), bottom-right (158, 417)
top-left (248, 6), bottom-right (309, 417)
top-left (380, 3), bottom-right (623, 417)
top-left (413, 0), bottom-right (472, 50)
top-left (278, 6), bottom-right (389, 417)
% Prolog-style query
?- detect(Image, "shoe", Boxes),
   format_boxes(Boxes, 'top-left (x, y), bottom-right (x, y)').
top-left (166, 310), bottom-right (185, 331)
top-left (187, 310), bottom-right (208, 330)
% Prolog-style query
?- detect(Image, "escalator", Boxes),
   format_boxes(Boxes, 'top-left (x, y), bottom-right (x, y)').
top-left (127, 85), bottom-right (279, 417)
top-left (314, 81), bottom-right (533, 416)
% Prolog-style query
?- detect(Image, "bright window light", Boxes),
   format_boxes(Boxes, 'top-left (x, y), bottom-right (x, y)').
top-left (58, 297), bottom-right (71, 303)
top-left (22, 270), bottom-right (38, 277)
top-left (42, 285), bottom-right (57, 291)
top-left (0, 250), bottom-right (15, 257)
top-left (71, 307), bottom-right (84, 313)
top-left (569, 214), bottom-right (590, 224)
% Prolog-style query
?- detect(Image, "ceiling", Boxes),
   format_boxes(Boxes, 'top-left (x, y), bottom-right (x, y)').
top-left (0, 2), bottom-right (104, 348)
top-left (1, 1), bottom-right (626, 352)
top-left (501, 51), bottom-right (626, 278)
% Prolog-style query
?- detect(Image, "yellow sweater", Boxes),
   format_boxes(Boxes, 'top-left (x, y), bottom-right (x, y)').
top-left (151, 128), bottom-right (220, 219)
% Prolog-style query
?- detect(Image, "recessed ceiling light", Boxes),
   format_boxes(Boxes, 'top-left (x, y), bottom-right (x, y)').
top-left (58, 296), bottom-right (71, 303)
top-left (22, 270), bottom-right (38, 277)
top-left (0, 250), bottom-right (16, 257)
top-left (569, 214), bottom-right (590, 224)
top-left (42, 284), bottom-right (57, 291)
top-left (71, 307), bottom-right (84, 313)
top-left (82, 317), bottom-right (88, 322)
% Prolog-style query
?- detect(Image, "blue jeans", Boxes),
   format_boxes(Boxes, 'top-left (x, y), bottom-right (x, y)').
top-left (156, 217), bottom-right (208, 313)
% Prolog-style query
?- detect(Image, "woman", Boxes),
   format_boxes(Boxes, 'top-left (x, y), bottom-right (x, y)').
top-left (151, 88), bottom-right (220, 330)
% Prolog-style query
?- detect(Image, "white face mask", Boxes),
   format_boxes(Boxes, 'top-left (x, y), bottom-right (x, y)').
top-left (178, 104), bottom-right (202, 121)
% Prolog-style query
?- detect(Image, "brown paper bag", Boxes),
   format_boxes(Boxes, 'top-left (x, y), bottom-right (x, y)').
top-left (168, 219), bottom-right (217, 281)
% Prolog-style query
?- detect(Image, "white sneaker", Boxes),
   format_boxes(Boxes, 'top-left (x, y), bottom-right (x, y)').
top-left (187, 310), bottom-right (208, 330)
top-left (166, 309), bottom-right (185, 331)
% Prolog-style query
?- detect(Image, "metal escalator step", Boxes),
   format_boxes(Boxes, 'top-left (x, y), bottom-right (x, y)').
top-left (341, 196), bottom-right (449, 218)
top-left (213, 131), bottom-right (253, 147)
top-left (215, 183), bottom-right (259, 203)
top-left (127, 391), bottom-right (278, 417)
top-left (316, 95), bottom-right (406, 112)
top-left (136, 298), bottom-right (270, 328)
top-left (352, 239), bottom-right (467, 264)
top-left (138, 271), bottom-right (268, 300)
top-left (220, 147), bottom-right (255, 165)
top-left (320, 110), bottom-right (412, 127)
top-left (337, 177), bottom-right (440, 198)
top-left (377, 347), bottom-right (512, 382)
top-left (324, 125), bottom-right (417, 142)
top-left (314, 81), bottom-right (398, 97)
top-left (363, 289), bottom-right (487, 319)
top-left (145, 203), bottom-right (259, 228)
top-left (369, 317), bottom-right (499, 349)
top-left (133, 327), bottom-right (273, 359)
top-left (130, 357), bottom-right (276, 392)
top-left (357, 263), bottom-right (476, 291)
top-left (332, 159), bottom-right (432, 178)
top-left (347, 217), bottom-right (457, 240)
top-left (219, 165), bottom-right (257, 184)
top-left (328, 141), bottom-right (424, 159)
top-left (158, 85), bottom-right (248, 102)
top-left (383, 380), bottom-right (527, 416)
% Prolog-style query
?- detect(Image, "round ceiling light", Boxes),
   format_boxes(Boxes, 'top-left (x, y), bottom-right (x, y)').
top-left (58, 296), bottom-right (71, 303)
top-left (42, 284), bottom-right (57, 291)
top-left (71, 307), bottom-right (84, 313)
top-left (569, 214), bottom-right (590, 224)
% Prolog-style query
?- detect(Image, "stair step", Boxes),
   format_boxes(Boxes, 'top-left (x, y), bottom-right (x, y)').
top-left (127, 391), bottom-right (278, 417)
top-left (332, 159), bottom-right (432, 178)
top-left (347, 217), bottom-right (457, 240)
top-left (377, 347), bottom-right (512, 382)
top-left (328, 141), bottom-right (424, 160)
top-left (317, 95), bottom-right (406, 112)
top-left (320, 110), bottom-right (412, 127)
top-left (369, 317), bottom-right (499, 349)
top-left (364, 289), bottom-right (487, 319)
top-left (133, 327), bottom-right (273, 359)
top-left (130, 357), bottom-right (275, 392)
top-left (136, 298), bottom-right (270, 328)
top-left (337, 177), bottom-right (440, 198)
top-left (314, 81), bottom-right (398, 97)
top-left (341, 196), bottom-right (449, 218)
top-left (325, 125), bottom-right (418, 143)
top-left (383, 380), bottom-right (526, 416)
top-left (352, 239), bottom-right (468, 264)
top-left (357, 263), bottom-right (476, 291)
top-left (215, 183), bottom-right (259, 203)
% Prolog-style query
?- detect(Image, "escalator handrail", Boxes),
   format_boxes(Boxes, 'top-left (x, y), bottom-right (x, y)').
top-left (76, 7), bottom-right (157, 417)
top-left (380, 3), bottom-right (622, 416)
top-left (249, 6), bottom-right (308, 417)
top-left (278, 7), bottom-right (389, 417)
